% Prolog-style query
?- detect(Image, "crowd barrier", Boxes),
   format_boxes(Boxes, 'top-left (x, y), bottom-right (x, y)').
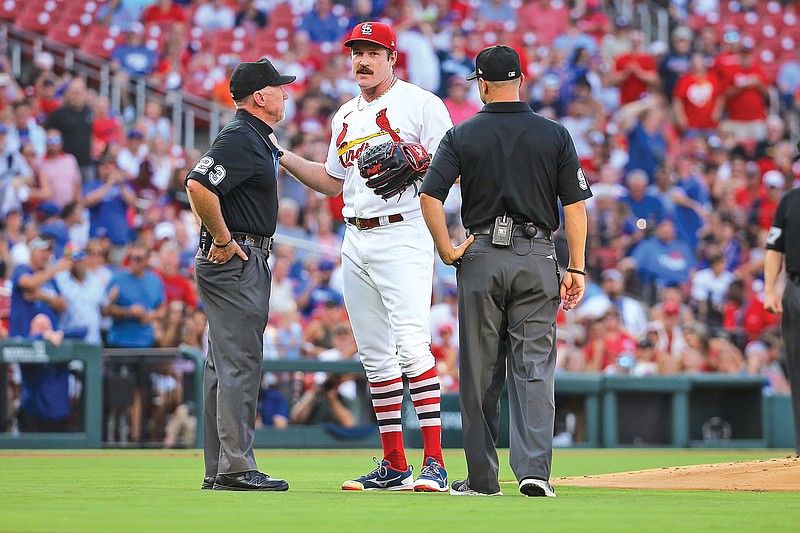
top-left (0, 343), bottom-right (794, 450)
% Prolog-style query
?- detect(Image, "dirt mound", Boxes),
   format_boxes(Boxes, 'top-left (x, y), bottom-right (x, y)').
top-left (556, 456), bottom-right (800, 492)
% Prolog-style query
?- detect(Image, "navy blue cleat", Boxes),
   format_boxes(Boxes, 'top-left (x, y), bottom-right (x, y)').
top-left (342, 457), bottom-right (414, 491)
top-left (413, 457), bottom-right (448, 492)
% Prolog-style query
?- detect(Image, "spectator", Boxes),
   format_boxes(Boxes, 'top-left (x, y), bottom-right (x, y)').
top-left (476, 0), bottom-right (516, 24)
top-left (142, 0), bottom-right (186, 25)
top-left (673, 52), bottom-right (722, 136)
top-left (96, 0), bottom-right (142, 31)
top-left (647, 299), bottom-right (688, 360)
top-left (0, 123), bottom-right (33, 218)
top-left (116, 129), bottom-right (149, 180)
top-left (9, 236), bottom-right (68, 339)
top-left (430, 323), bottom-right (458, 393)
top-left (17, 314), bottom-right (73, 432)
top-left (235, 0), bottom-right (268, 31)
top-left (110, 29), bottom-right (159, 78)
top-left (617, 95), bottom-right (669, 183)
top-left (671, 156), bottom-right (711, 248)
top-left (719, 38), bottom-right (769, 142)
top-left (194, 0), bottom-right (236, 32)
top-left (295, 259), bottom-right (342, 317)
top-left (257, 372), bottom-right (289, 429)
top-left (44, 78), bottom-right (94, 182)
top-left (303, 300), bottom-right (343, 356)
top-left (36, 129), bottom-right (82, 210)
top-left (776, 46), bottom-right (800, 114)
top-left (600, 16), bottom-right (632, 64)
top-left (584, 308), bottom-right (636, 372)
top-left (753, 115), bottom-right (787, 163)
top-left (54, 247), bottom-right (107, 344)
top-left (83, 153), bottom-right (137, 261)
top-left (626, 219), bottom-right (696, 289)
top-left (659, 26), bottom-right (694, 104)
top-left (691, 253), bottom-right (735, 323)
top-left (750, 170), bottom-right (784, 231)
top-left (154, 242), bottom-right (197, 308)
top-left (631, 336), bottom-right (659, 376)
top-left (529, 74), bottom-right (566, 119)
top-left (579, 268), bottom-right (649, 337)
top-left (620, 169), bottom-right (665, 229)
top-left (6, 99), bottom-right (46, 156)
top-left (442, 76), bottom-right (480, 125)
top-left (289, 374), bottom-right (356, 428)
top-left (102, 242), bottom-right (165, 348)
top-left (611, 27), bottom-right (658, 106)
top-left (435, 31), bottom-right (474, 98)
top-left (298, 0), bottom-right (349, 44)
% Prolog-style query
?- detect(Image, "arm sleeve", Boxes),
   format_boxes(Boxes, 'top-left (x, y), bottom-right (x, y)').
top-left (766, 193), bottom-right (788, 253)
top-left (556, 126), bottom-right (593, 206)
top-left (185, 129), bottom-right (256, 195)
top-left (420, 129), bottom-right (459, 203)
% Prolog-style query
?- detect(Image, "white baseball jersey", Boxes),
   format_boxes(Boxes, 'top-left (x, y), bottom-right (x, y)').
top-left (324, 79), bottom-right (453, 219)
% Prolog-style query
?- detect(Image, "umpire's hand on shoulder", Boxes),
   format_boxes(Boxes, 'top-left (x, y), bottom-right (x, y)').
top-left (559, 271), bottom-right (585, 311)
top-left (208, 241), bottom-right (248, 264)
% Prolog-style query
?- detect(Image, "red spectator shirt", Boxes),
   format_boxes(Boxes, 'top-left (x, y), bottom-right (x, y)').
top-left (156, 270), bottom-right (198, 308)
top-left (142, 4), bottom-right (186, 25)
top-left (614, 52), bottom-right (657, 105)
top-left (723, 65), bottom-right (768, 121)
top-left (673, 73), bottom-right (720, 129)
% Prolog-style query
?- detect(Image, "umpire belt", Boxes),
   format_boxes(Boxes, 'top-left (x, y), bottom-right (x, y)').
top-left (346, 214), bottom-right (404, 230)
top-left (468, 222), bottom-right (553, 240)
top-left (230, 232), bottom-right (273, 251)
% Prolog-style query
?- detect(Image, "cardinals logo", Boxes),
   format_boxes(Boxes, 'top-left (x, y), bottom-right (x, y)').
top-left (375, 109), bottom-right (403, 142)
top-left (336, 123), bottom-right (349, 150)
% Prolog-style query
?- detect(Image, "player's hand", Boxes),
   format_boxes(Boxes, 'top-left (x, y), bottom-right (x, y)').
top-left (559, 271), bottom-right (586, 311)
top-left (441, 235), bottom-right (474, 267)
top-left (764, 291), bottom-right (782, 314)
top-left (209, 240), bottom-right (248, 264)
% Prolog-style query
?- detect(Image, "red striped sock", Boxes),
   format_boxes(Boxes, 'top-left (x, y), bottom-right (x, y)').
top-left (408, 366), bottom-right (444, 467)
top-left (369, 376), bottom-right (407, 471)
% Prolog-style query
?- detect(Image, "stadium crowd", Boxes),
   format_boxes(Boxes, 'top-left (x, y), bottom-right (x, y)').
top-left (2, 0), bottom-right (799, 439)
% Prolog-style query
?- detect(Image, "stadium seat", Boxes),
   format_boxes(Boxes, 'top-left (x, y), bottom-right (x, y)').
top-left (0, 0), bottom-right (20, 22)
top-left (47, 23), bottom-right (84, 48)
top-left (16, 8), bottom-right (56, 34)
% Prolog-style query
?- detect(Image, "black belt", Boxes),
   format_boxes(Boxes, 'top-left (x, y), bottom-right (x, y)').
top-left (230, 232), bottom-right (273, 251)
top-left (789, 272), bottom-right (800, 285)
top-left (346, 214), bottom-right (404, 230)
top-left (468, 222), bottom-right (552, 240)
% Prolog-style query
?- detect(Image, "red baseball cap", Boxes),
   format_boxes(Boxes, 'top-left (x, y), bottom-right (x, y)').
top-left (343, 22), bottom-right (396, 52)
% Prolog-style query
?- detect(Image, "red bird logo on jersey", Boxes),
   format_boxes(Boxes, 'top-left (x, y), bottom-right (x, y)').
top-left (336, 123), bottom-right (349, 150)
top-left (375, 109), bottom-right (403, 142)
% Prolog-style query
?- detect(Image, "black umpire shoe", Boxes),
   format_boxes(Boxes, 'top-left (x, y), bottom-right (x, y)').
top-left (212, 470), bottom-right (289, 491)
top-left (201, 476), bottom-right (215, 490)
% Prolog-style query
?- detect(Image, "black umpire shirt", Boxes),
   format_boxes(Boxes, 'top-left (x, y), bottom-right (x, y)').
top-left (767, 187), bottom-right (800, 274)
top-left (421, 101), bottom-right (592, 230)
top-left (185, 109), bottom-right (280, 237)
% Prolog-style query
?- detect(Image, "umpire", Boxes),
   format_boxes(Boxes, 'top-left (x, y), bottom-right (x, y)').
top-left (185, 58), bottom-right (293, 491)
top-left (764, 153), bottom-right (800, 456)
top-left (420, 45), bottom-right (591, 497)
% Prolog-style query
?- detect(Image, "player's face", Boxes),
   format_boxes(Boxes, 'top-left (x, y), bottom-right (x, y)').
top-left (350, 43), bottom-right (396, 90)
top-left (255, 85), bottom-right (289, 124)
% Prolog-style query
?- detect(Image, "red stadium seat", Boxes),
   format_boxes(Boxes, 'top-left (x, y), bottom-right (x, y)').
top-left (0, 0), bottom-right (21, 22)
top-left (16, 8), bottom-right (56, 34)
top-left (47, 22), bottom-right (85, 48)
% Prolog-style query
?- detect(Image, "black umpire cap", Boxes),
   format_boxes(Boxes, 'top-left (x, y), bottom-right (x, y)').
top-left (229, 58), bottom-right (296, 100)
top-left (467, 45), bottom-right (522, 82)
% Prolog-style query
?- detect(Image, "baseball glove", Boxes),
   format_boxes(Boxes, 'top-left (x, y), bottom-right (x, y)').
top-left (358, 142), bottom-right (431, 201)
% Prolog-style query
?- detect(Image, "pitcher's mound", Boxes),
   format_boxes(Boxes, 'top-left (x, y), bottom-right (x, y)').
top-left (556, 456), bottom-right (800, 492)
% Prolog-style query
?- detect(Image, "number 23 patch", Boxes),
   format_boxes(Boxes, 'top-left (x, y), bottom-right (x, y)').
top-left (192, 156), bottom-right (227, 185)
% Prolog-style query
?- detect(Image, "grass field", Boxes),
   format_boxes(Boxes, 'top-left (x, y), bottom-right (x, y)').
top-left (1, 448), bottom-right (798, 532)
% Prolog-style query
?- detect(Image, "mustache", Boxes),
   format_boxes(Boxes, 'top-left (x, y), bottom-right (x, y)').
top-left (356, 67), bottom-right (373, 74)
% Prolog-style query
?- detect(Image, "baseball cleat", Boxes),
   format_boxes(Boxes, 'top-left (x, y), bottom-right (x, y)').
top-left (449, 479), bottom-right (503, 496)
top-left (413, 457), bottom-right (448, 492)
top-left (342, 457), bottom-right (414, 491)
top-left (519, 478), bottom-right (556, 497)
top-left (201, 476), bottom-right (215, 490)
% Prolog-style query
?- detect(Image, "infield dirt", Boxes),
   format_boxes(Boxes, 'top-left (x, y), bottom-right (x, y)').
top-left (556, 456), bottom-right (800, 492)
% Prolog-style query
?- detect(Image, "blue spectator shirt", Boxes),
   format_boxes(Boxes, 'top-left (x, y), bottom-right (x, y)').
top-left (106, 269), bottom-right (165, 348)
top-left (110, 45), bottom-right (159, 76)
top-left (673, 175), bottom-right (711, 249)
top-left (258, 388), bottom-right (289, 426)
top-left (298, 11), bottom-right (348, 43)
top-left (626, 122), bottom-right (666, 183)
top-left (83, 179), bottom-right (133, 245)
top-left (631, 236), bottom-right (696, 286)
top-left (9, 264), bottom-right (61, 338)
top-left (621, 192), bottom-right (665, 228)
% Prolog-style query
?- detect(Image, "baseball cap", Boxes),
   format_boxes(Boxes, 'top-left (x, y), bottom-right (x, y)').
top-left (467, 45), bottom-right (522, 81)
top-left (343, 22), bottom-right (397, 52)
top-left (318, 259), bottom-right (335, 272)
top-left (127, 129), bottom-right (144, 140)
top-left (28, 236), bottom-right (54, 252)
top-left (763, 170), bottom-right (784, 188)
top-left (229, 57), bottom-right (296, 100)
top-left (663, 301), bottom-right (681, 315)
top-left (154, 221), bottom-right (176, 241)
top-left (601, 268), bottom-right (624, 283)
top-left (637, 337), bottom-right (653, 349)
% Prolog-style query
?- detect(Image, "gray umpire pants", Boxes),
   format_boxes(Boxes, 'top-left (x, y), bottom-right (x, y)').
top-left (457, 235), bottom-right (561, 494)
top-left (781, 280), bottom-right (800, 455)
top-left (195, 247), bottom-right (271, 477)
